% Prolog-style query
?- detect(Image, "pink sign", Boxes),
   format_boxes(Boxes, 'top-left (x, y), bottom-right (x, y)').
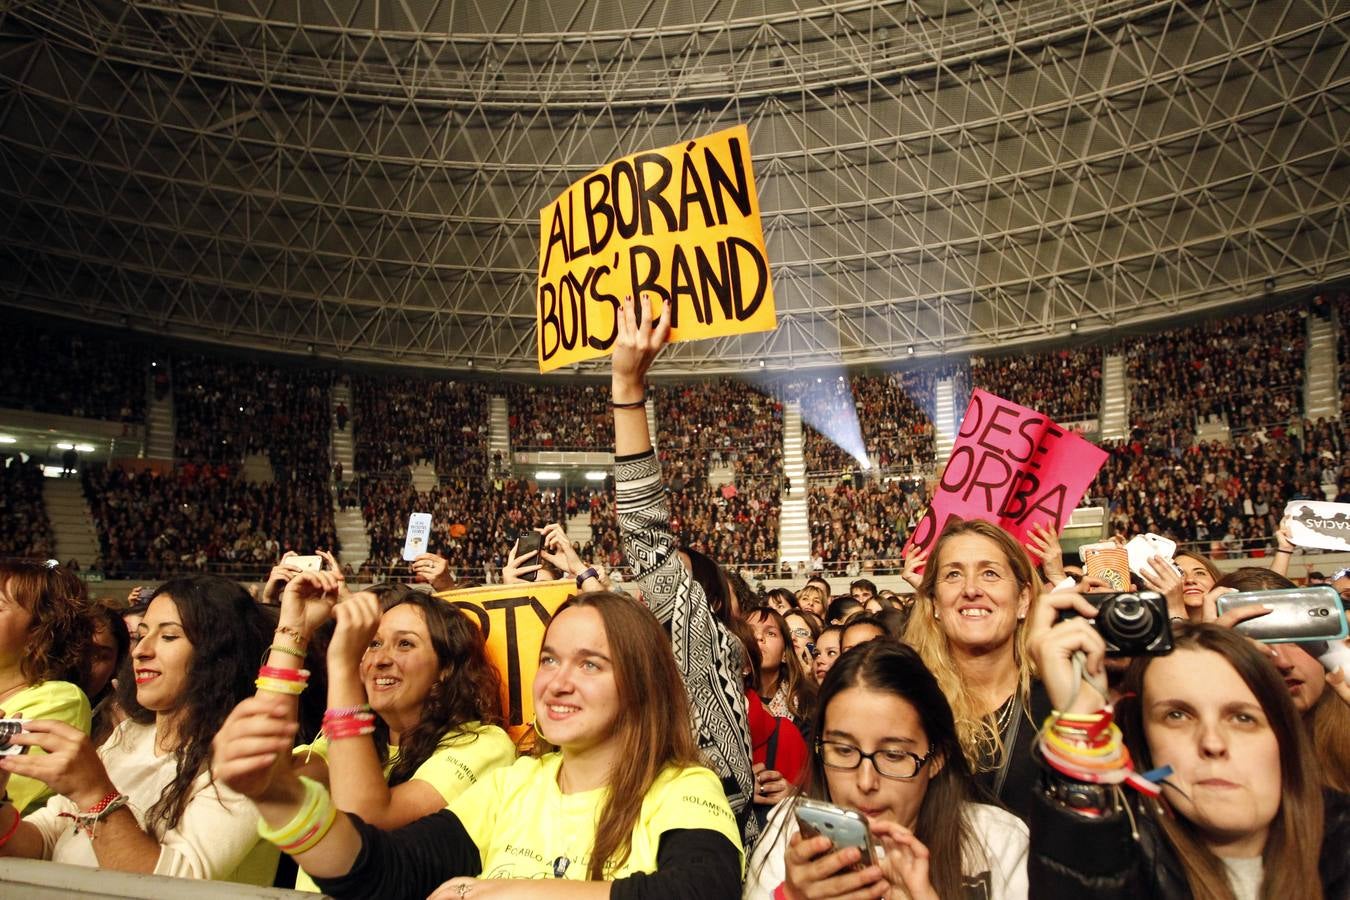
top-left (905, 389), bottom-right (1108, 561)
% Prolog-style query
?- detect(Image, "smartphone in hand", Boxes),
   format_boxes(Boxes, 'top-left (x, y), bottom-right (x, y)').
top-left (793, 798), bottom-right (876, 871)
top-left (515, 531), bottom-right (543, 582)
top-left (1216, 586), bottom-right (1347, 643)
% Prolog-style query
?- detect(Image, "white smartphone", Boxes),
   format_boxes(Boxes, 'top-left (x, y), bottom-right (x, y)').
top-left (1125, 533), bottom-right (1177, 575)
top-left (287, 555), bottom-right (322, 571)
top-left (402, 512), bottom-right (433, 561)
top-left (793, 798), bottom-right (876, 870)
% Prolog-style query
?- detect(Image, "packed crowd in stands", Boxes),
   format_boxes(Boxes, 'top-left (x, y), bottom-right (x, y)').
top-left (655, 379), bottom-right (784, 479)
top-left (1125, 307), bottom-right (1306, 434)
top-left (81, 463), bottom-right (338, 579)
top-left (173, 356), bottom-right (332, 482)
top-left (351, 375), bottom-right (488, 477)
top-left (0, 316), bottom-right (148, 424)
top-left (667, 476), bottom-right (781, 570)
top-left (2, 297), bottom-right (1338, 581)
top-left (355, 472), bottom-right (571, 581)
top-left (794, 376), bottom-right (861, 474)
top-left (968, 346), bottom-right (1103, 424)
top-left (1336, 290), bottom-right (1350, 419)
top-left (1093, 416), bottom-right (1347, 557)
top-left (504, 382), bottom-right (612, 450)
top-left (0, 455), bottom-right (54, 559)
top-left (807, 479), bottom-right (924, 574)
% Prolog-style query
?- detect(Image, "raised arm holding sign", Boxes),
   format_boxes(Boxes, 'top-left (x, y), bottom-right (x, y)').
top-left (536, 124), bottom-right (777, 371)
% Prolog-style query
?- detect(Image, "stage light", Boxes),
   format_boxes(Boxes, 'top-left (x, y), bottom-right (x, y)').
top-left (535, 470), bottom-right (562, 481)
top-left (584, 471), bottom-right (606, 481)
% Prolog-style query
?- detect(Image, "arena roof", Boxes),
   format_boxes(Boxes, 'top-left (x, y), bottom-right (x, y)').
top-left (0, 0), bottom-right (1346, 374)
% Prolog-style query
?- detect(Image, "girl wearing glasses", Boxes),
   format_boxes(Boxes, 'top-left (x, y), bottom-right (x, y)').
top-left (744, 641), bottom-right (1028, 899)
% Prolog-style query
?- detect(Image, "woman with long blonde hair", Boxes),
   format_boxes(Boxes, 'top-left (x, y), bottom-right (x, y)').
top-left (902, 517), bottom-right (1049, 821)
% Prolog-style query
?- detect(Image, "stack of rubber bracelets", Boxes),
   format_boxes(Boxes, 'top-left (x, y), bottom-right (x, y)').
top-left (1037, 705), bottom-right (1170, 800)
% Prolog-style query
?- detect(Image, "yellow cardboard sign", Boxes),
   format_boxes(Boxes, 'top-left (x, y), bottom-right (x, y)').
top-left (434, 580), bottom-right (575, 741)
top-left (536, 124), bottom-right (777, 372)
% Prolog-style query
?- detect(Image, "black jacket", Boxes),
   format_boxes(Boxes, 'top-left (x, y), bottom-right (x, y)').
top-left (1029, 785), bottom-right (1350, 899)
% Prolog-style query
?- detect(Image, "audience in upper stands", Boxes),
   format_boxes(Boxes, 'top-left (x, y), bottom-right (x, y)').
top-left (351, 376), bottom-right (487, 477)
top-left (0, 456), bottom-right (55, 559)
top-left (173, 356), bottom-right (331, 482)
top-left (1125, 306), bottom-right (1306, 434)
top-left (970, 346), bottom-right (1103, 424)
top-left (81, 464), bottom-right (337, 579)
top-left (808, 479), bottom-right (922, 575)
top-left (505, 382), bottom-right (611, 451)
top-left (0, 317), bottom-right (147, 424)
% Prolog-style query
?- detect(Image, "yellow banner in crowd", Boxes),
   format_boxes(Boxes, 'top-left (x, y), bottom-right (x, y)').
top-left (536, 124), bottom-right (777, 372)
top-left (434, 580), bottom-right (575, 741)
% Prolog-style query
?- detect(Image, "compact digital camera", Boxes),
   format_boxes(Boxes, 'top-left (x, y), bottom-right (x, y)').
top-left (1060, 591), bottom-right (1173, 657)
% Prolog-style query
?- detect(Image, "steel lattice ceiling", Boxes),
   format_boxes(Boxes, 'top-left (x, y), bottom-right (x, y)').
top-left (0, 0), bottom-right (1346, 374)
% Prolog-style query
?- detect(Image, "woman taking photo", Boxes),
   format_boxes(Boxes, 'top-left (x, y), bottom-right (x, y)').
top-left (214, 591), bottom-right (743, 899)
top-left (0, 575), bottom-right (277, 884)
top-left (303, 583), bottom-right (512, 824)
top-left (745, 641), bottom-right (1029, 899)
top-left (0, 561), bottom-right (98, 814)
top-left (903, 517), bottom-right (1050, 821)
top-left (1027, 610), bottom-right (1348, 898)
top-left (287, 581), bottom-right (515, 891)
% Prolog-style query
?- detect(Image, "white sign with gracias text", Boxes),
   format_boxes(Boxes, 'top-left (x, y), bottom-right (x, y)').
top-left (1284, 500), bottom-right (1350, 552)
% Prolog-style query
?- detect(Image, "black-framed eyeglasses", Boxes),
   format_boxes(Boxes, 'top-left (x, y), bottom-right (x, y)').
top-left (817, 740), bottom-right (932, 780)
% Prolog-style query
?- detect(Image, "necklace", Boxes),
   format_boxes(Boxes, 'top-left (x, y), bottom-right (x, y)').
top-left (992, 694), bottom-right (1018, 735)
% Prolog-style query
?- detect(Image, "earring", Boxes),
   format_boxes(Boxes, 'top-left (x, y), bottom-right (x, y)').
top-left (532, 719), bottom-right (545, 739)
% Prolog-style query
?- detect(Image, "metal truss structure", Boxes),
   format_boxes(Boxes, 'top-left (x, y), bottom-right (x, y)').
top-left (0, 1), bottom-right (1346, 375)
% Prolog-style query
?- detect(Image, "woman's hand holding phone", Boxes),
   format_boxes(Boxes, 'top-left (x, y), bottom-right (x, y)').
top-left (328, 590), bottom-right (382, 675)
top-left (279, 568), bottom-right (344, 640)
top-left (538, 523), bottom-right (584, 579)
top-left (871, 820), bottom-right (940, 900)
top-left (502, 538), bottom-right (543, 585)
top-left (783, 829), bottom-right (888, 899)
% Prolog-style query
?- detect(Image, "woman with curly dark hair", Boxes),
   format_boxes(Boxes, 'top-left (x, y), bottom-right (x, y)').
top-left (314, 584), bottom-right (511, 813)
top-left (0, 560), bottom-right (98, 814)
top-left (0, 574), bottom-right (278, 884)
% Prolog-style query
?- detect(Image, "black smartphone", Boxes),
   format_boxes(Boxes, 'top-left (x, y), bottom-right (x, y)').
top-left (516, 531), bottom-right (543, 582)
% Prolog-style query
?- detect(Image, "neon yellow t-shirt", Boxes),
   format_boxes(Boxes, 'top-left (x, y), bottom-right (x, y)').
top-left (450, 753), bottom-right (743, 881)
top-left (6, 681), bottom-right (92, 814)
top-left (293, 723), bottom-right (515, 892)
top-left (299, 723), bottom-right (516, 801)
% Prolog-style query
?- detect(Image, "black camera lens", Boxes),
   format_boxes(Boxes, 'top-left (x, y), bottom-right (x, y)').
top-left (1104, 595), bottom-right (1156, 641)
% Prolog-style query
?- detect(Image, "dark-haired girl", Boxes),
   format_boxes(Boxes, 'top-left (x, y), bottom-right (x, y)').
top-left (746, 607), bottom-right (817, 724)
top-left (291, 582), bottom-right (514, 891)
top-left (745, 641), bottom-right (1028, 899)
top-left (0, 575), bottom-right (277, 883)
